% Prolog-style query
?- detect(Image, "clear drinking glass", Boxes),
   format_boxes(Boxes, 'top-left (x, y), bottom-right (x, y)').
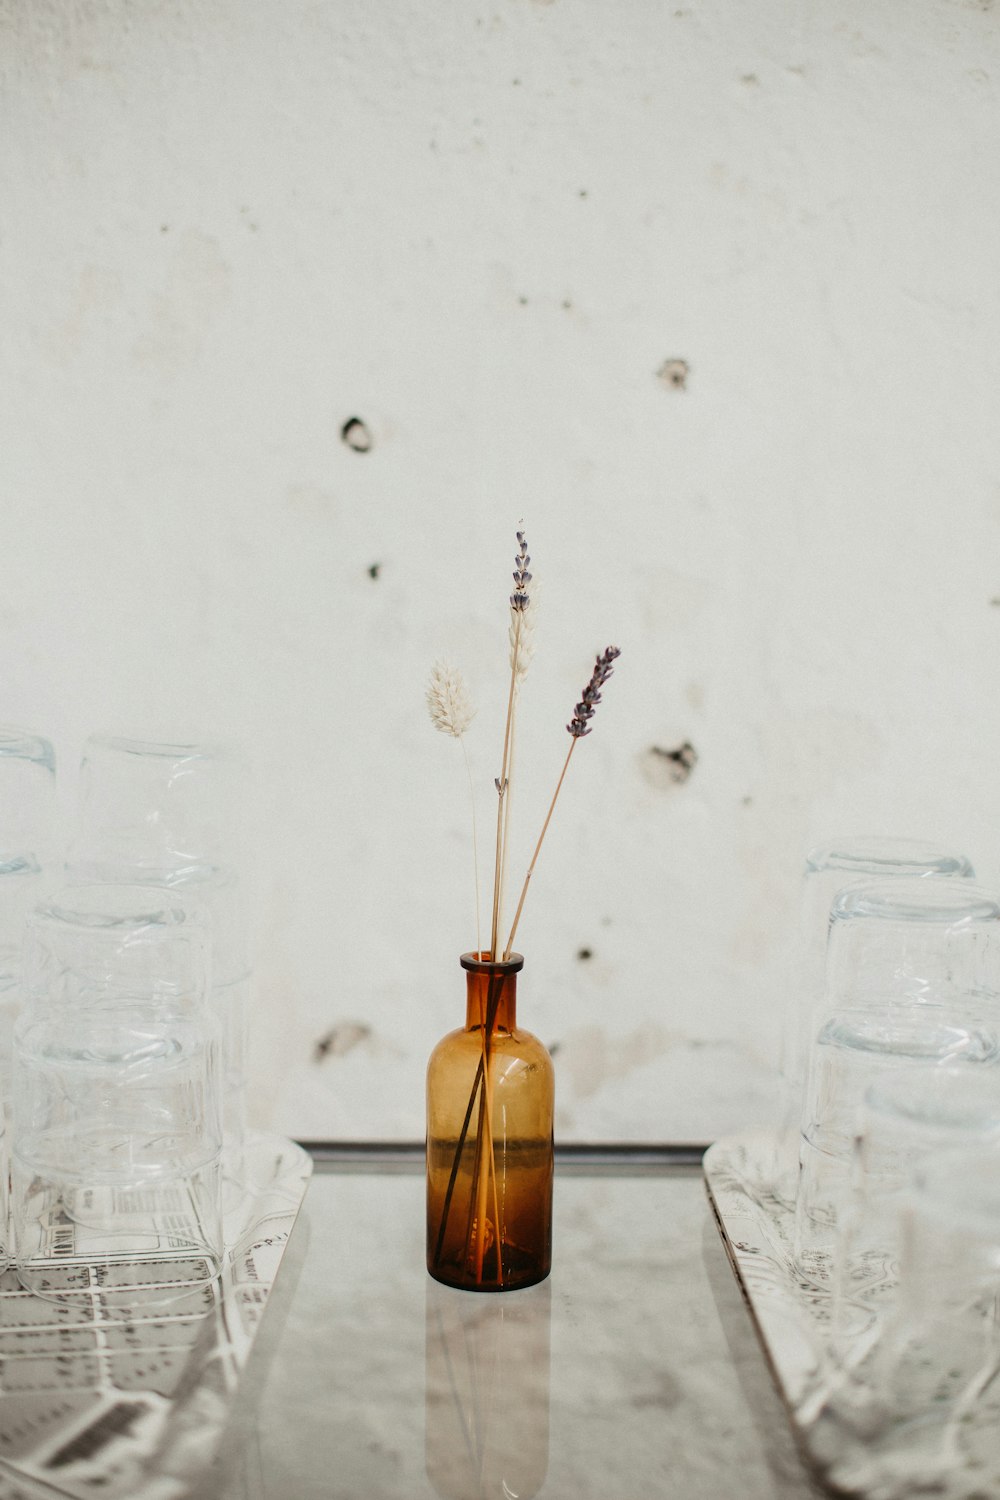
top-left (11, 885), bottom-right (223, 1310)
top-left (770, 838), bottom-right (974, 1204)
top-left (70, 734), bottom-right (244, 878)
top-left (818, 1145), bottom-right (1000, 1490)
top-left (831, 1066), bottom-right (1000, 1367)
top-left (0, 728), bottom-right (58, 1076)
top-left (68, 735), bottom-right (250, 1185)
top-left (794, 878), bottom-right (1000, 1284)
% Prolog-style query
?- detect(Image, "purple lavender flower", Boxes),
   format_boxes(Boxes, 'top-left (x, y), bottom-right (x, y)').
top-left (567, 647), bottom-right (621, 737)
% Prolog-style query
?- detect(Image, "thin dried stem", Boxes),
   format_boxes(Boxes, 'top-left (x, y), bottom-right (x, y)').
top-left (458, 971), bottom-right (504, 1286)
top-left (489, 531), bottom-right (532, 958)
top-left (473, 1049), bottom-right (502, 1285)
top-left (497, 695), bottom-right (517, 943)
top-left (503, 738), bottom-right (577, 961)
top-left (460, 737), bottom-right (482, 957)
top-left (502, 645), bottom-right (621, 960)
top-left (489, 611), bottom-right (521, 959)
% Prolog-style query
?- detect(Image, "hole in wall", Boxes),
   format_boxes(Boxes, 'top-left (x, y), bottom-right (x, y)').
top-left (314, 1022), bottom-right (372, 1062)
top-left (341, 417), bottom-right (373, 452)
top-left (657, 359), bottom-right (690, 390)
top-left (646, 741), bottom-right (698, 785)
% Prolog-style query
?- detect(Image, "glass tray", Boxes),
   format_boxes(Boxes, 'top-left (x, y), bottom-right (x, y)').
top-left (0, 1133), bottom-right (312, 1500)
top-left (704, 1131), bottom-right (1000, 1500)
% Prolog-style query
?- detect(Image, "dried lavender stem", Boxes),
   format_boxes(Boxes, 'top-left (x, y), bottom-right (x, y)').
top-left (502, 737), bottom-right (578, 961)
top-left (458, 973), bottom-right (504, 1287)
top-left (498, 695), bottom-right (518, 943)
top-left (460, 736), bottom-right (482, 958)
top-left (489, 609), bottom-right (522, 958)
top-left (473, 1052), bottom-right (502, 1286)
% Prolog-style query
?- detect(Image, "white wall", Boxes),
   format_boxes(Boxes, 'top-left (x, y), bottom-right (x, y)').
top-left (2, 0), bottom-right (1000, 1141)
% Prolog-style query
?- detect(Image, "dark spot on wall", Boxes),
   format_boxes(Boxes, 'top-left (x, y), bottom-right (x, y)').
top-left (657, 358), bottom-right (690, 390)
top-left (741, 72), bottom-right (760, 86)
top-left (160, 224), bottom-right (169, 233)
top-left (368, 562), bottom-right (381, 580)
top-left (991, 597), bottom-right (1000, 607)
top-left (742, 794), bottom-right (753, 806)
top-left (579, 189), bottom-right (588, 198)
top-left (562, 298), bottom-right (573, 310)
top-left (649, 741), bottom-right (698, 783)
top-left (512, 77), bottom-right (521, 85)
top-left (314, 1022), bottom-right (372, 1062)
top-left (548, 1041), bottom-right (561, 1058)
top-left (518, 295), bottom-right (529, 306)
top-left (341, 417), bottom-right (373, 452)
top-left (632, 1370), bottom-right (683, 1411)
top-left (577, 947), bottom-right (593, 961)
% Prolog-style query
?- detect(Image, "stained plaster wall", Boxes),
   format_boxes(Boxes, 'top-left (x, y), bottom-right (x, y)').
top-left (2, 0), bottom-right (1000, 1141)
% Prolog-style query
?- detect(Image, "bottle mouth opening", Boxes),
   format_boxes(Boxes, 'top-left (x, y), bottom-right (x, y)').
top-left (460, 951), bottom-right (524, 974)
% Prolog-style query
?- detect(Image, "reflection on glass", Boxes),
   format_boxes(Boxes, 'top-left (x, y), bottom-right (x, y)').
top-left (426, 1278), bottom-right (551, 1499)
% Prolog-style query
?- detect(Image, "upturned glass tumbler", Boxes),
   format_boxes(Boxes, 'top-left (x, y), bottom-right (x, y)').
top-left (70, 734), bottom-right (245, 878)
top-left (69, 735), bottom-right (250, 1182)
top-left (11, 885), bottom-right (223, 1308)
top-left (770, 837), bottom-right (975, 1203)
top-left (0, 727), bottom-right (58, 1073)
top-left (830, 1065), bottom-right (1000, 1367)
top-left (795, 878), bottom-right (1000, 1282)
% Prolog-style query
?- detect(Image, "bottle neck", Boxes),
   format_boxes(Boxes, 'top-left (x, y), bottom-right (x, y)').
top-left (460, 952), bottom-right (524, 1033)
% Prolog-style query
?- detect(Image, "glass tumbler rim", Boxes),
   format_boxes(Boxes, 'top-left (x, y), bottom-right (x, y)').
top-left (830, 878), bottom-right (1000, 927)
top-left (31, 882), bottom-right (200, 933)
top-left (0, 727), bottom-right (55, 770)
top-left (805, 836), bottom-right (974, 879)
top-left (84, 732), bottom-right (240, 763)
top-left (819, 1009), bottom-right (999, 1062)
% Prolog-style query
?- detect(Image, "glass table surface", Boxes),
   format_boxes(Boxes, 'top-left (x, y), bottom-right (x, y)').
top-left (187, 1154), bottom-right (824, 1500)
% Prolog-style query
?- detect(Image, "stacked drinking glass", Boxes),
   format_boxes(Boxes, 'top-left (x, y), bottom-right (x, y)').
top-left (787, 838), bottom-right (1000, 1489)
top-left (11, 884), bottom-right (224, 1307)
top-left (66, 736), bottom-right (251, 1193)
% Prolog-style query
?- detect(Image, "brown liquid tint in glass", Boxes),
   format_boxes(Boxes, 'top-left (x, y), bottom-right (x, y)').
top-left (426, 953), bottom-right (554, 1291)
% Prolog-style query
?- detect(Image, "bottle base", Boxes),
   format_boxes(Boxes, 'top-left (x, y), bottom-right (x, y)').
top-left (426, 1260), bottom-right (551, 1293)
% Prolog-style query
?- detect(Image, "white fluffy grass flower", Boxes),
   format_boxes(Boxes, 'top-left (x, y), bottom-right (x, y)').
top-left (427, 662), bottom-right (477, 738)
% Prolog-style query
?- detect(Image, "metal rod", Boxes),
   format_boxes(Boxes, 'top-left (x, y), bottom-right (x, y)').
top-left (297, 1140), bottom-right (709, 1172)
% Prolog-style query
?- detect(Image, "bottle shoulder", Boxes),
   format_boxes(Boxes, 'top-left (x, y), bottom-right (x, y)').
top-left (427, 1025), bottom-right (553, 1069)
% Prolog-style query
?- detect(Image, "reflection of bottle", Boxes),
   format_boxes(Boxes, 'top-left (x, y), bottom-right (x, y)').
top-left (426, 1278), bottom-right (551, 1500)
top-left (426, 953), bottom-right (554, 1292)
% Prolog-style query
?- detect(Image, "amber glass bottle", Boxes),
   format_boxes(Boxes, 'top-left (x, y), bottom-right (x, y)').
top-left (426, 953), bottom-right (554, 1292)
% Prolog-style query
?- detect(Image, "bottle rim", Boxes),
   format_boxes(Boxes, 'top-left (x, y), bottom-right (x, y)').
top-left (460, 951), bottom-right (524, 974)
